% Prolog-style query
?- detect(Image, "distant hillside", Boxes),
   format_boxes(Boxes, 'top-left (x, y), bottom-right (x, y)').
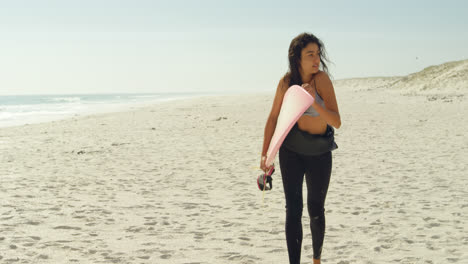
top-left (392, 59), bottom-right (468, 94)
top-left (333, 77), bottom-right (400, 91)
top-left (334, 59), bottom-right (468, 95)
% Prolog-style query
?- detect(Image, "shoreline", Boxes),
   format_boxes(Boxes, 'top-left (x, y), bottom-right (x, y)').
top-left (0, 92), bottom-right (263, 129)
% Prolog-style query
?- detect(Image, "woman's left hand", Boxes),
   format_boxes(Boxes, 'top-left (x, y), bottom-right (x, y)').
top-left (301, 83), bottom-right (317, 101)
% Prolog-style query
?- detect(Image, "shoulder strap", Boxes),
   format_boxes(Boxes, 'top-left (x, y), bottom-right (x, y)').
top-left (314, 79), bottom-right (322, 99)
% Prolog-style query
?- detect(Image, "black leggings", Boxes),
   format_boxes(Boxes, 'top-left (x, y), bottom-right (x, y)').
top-left (279, 146), bottom-right (332, 263)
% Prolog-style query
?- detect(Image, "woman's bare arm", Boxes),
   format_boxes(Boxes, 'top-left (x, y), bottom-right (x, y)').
top-left (311, 72), bottom-right (341, 128)
top-left (261, 78), bottom-right (287, 156)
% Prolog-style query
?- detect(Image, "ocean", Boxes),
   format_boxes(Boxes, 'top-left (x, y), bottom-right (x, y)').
top-left (0, 93), bottom-right (211, 128)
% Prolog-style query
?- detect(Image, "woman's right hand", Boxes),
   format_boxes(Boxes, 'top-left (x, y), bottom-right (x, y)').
top-left (260, 156), bottom-right (271, 173)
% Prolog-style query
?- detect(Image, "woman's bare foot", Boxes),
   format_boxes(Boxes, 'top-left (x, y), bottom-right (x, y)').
top-left (313, 259), bottom-right (321, 264)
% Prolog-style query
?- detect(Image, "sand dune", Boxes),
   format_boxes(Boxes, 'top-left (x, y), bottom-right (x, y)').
top-left (334, 59), bottom-right (468, 96)
top-left (393, 59), bottom-right (468, 94)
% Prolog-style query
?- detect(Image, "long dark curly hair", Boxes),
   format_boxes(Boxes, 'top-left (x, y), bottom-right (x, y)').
top-left (285, 33), bottom-right (331, 87)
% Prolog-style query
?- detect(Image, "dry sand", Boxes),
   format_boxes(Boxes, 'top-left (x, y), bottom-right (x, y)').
top-left (1, 61), bottom-right (467, 263)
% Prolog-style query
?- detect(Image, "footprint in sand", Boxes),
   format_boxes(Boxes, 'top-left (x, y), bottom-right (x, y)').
top-left (53, 226), bottom-right (82, 231)
top-left (37, 255), bottom-right (48, 260)
top-left (160, 254), bottom-right (171, 259)
top-left (193, 232), bottom-right (207, 240)
top-left (267, 248), bottom-right (285, 253)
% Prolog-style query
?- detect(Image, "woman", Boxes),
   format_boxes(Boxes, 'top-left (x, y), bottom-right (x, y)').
top-left (260, 33), bottom-right (341, 264)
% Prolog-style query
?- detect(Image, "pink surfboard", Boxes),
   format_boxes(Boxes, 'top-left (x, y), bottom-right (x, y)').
top-left (265, 85), bottom-right (314, 167)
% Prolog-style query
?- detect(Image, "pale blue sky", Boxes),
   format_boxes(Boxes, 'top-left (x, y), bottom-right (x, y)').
top-left (0, 0), bottom-right (467, 95)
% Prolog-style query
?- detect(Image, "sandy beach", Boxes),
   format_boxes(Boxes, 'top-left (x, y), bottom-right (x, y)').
top-left (1, 60), bottom-right (467, 263)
